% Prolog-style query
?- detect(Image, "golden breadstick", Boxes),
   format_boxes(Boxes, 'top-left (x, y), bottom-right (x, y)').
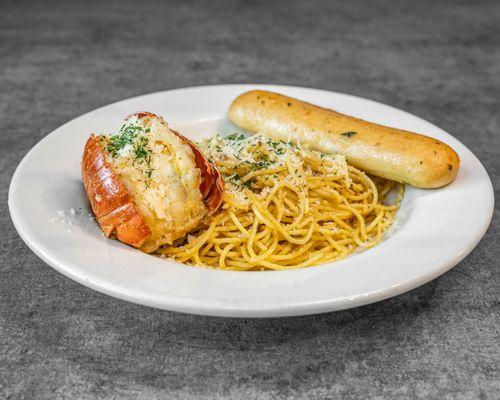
top-left (229, 90), bottom-right (459, 188)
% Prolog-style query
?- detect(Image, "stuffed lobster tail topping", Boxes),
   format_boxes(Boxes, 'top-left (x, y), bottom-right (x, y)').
top-left (81, 112), bottom-right (224, 252)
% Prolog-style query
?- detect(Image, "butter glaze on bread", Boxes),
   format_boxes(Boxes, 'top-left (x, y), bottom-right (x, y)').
top-left (229, 90), bottom-right (460, 188)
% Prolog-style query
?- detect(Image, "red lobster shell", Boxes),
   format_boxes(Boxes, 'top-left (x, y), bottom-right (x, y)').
top-left (82, 112), bottom-right (224, 249)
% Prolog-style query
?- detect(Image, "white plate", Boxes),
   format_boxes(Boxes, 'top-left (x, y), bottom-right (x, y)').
top-left (8, 84), bottom-right (494, 317)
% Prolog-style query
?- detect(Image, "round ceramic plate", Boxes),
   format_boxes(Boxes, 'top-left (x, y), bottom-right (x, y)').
top-left (8, 84), bottom-right (494, 317)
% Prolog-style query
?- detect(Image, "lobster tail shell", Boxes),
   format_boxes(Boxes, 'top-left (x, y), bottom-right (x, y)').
top-left (171, 129), bottom-right (224, 215)
top-left (82, 134), bottom-right (152, 247)
top-left (82, 113), bottom-right (225, 249)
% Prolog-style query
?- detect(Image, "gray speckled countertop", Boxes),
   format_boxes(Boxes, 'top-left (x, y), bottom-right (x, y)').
top-left (1, 1), bottom-right (498, 399)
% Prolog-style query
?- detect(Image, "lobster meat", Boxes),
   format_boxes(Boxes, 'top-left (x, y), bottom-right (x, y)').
top-left (82, 112), bottom-right (224, 251)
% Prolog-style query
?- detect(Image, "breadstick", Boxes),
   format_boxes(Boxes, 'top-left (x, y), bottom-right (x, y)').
top-left (229, 90), bottom-right (459, 188)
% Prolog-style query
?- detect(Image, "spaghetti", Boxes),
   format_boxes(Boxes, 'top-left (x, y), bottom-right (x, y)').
top-left (159, 134), bottom-right (403, 270)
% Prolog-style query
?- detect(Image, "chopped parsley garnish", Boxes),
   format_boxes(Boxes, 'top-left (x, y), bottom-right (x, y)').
top-left (107, 123), bottom-right (153, 172)
top-left (341, 131), bottom-right (357, 138)
top-left (270, 141), bottom-right (285, 155)
top-left (243, 178), bottom-right (255, 188)
top-left (107, 124), bottom-right (143, 157)
top-left (254, 159), bottom-right (273, 169)
top-left (226, 133), bottom-right (247, 141)
top-left (234, 159), bottom-right (274, 172)
top-left (133, 142), bottom-right (150, 164)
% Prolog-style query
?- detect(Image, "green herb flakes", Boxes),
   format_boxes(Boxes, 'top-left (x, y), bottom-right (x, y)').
top-left (226, 133), bottom-right (246, 141)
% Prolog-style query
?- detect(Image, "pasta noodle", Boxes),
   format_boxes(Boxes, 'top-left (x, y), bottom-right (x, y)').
top-left (158, 134), bottom-right (403, 270)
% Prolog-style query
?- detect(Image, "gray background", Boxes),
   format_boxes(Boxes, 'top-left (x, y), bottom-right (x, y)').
top-left (1, 0), bottom-right (499, 399)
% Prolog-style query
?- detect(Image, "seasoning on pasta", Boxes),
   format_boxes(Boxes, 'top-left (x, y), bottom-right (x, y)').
top-left (159, 134), bottom-right (403, 270)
